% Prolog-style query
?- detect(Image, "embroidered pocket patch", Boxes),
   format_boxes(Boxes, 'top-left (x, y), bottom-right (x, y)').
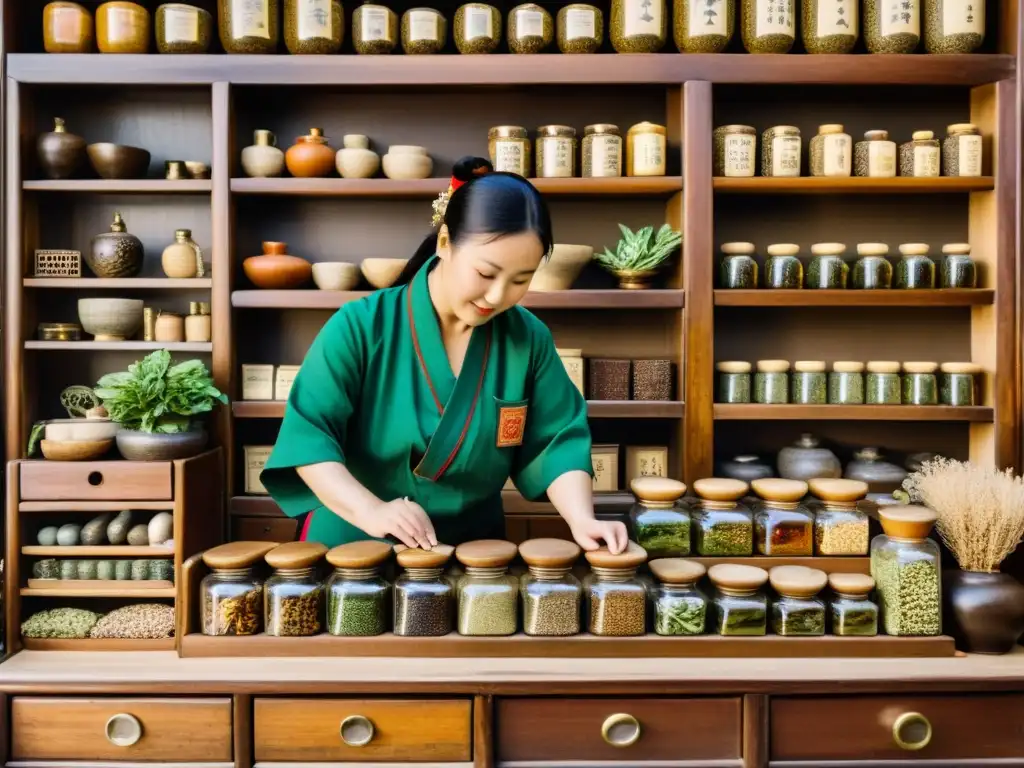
top-left (497, 405), bottom-right (528, 448)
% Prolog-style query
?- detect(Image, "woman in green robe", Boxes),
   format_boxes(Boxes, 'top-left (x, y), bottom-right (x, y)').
top-left (260, 156), bottom-right (627, 555)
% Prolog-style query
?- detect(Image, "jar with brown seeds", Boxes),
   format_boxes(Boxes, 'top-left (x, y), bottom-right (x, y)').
top-left (942, 123), bottom-right (983, 178)
top-left (402, 7), bottom-right (446, 54)
top-left (557, 3), bottom-right (604, 52)
top-left (583, 541), bottom-right (648, 636)
top-left (218, 0), bottom-right (279, 54)
top-left (454, 2), bottom-right (501, 53)
top-left (863, 0), bottom-right (920, 52)
top-left (675, 0), bottom-right (735, 52)
top-left (156, 4), bottom-right (213, 53)
top-left (536, 125), bottom-right (576, 179)
top-left (713, 125), bottom-right (756, 178)
top-left (923, 0), bottom-right (983, 52)
top-left (519, 538), bottom-right (582, 637)
top-left (899, 130), bottom-right (940, 177)
top-left (582, 124), bottom-right (622, 178)
top-left (284, 0), bottom-right (343, 54)
top-left (809, 124), bottom-right (852, 178)
top-left (802, 0), bottom-right (858, 52)
top-left (352, 1), bottom-right (397, 53)
top-left (809, 478), bottom-right (869, 556)
top-left (742, 0), bottom-right (795, 53)
top-left (488, 126), bottom-right (531, 176)
top-left (854, 130), bottom-right (896, 177)
top-left (508, 3), bottom-right (553, 52)
top-left (761, 125), bottom-right (801, 177)
top-left (611, 0), bottom-right (668, 52)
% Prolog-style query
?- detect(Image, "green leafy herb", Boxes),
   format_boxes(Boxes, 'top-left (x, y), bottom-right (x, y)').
top-left (595, 223), bottom-right (682, 273)
top-left (93, 349), bottom-right (227, 434)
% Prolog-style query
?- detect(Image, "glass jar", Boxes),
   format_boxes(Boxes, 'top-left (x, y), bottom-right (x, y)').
top-left (219, 0), bottom-right (279, 53)
top-left (924, 0), bottom-right (984, 53)
top-left (708, 563), bottom-right (768, 635)
top-left (263, 542), bottom-right (327, 637)
top-left (488, 126), bottom-right (531, 177)
top-left (713, 125), bottom-right (757, 178)
top-left (752, 478), bottom-right (813, 556)
top-left (325, 541), bottom-right (390, 637)
top-left (791, 360), bottom-right (827, 404)
top-left (582, 124), bottom-right (622, 178)
top-left (902, 361), bottom-right (939, 405)
top-left (519, 538), bottom-right (582, 636)
top-left (393, 545), bottom-right (456, 637)
top-left (829, 361), bottom-right (865, 405)
top-left (940, 362), bottom-right (980, 406)
top-left (755, 359), bottom-right (790, 404)
top-left (853, 130), bottom-right (897, 178)
top-left (536, 125), bottom-right (576, 179)
top-left (584, 542), bottom-right (648, 636)
top-left (895, 243), bottom-right (935, 289)
top-left (508, 3), bottom-right (554, 52)
top-left (940, 242), bottom-right (977, 288)
top-left (865, 360), bottom-right (902, 404)
top-left (676, 0), bottom-right (735, 51)
top-left (401, 7), bottom-right (447, 54)
top-left (742, 0), bottom-right (796, 52)
top-left (942, 123), bottom-right (983, 177)
top-left (864, 0), bottom-right (920, 51)
top-left (284, 0), bottom-right (343, 54)
top-left (157, 3), bottom-right (214, 53)
top-left (806, 242), bottom-right (849, 289)
top-left (353, 2), bottom-right (398, 53)
top-left (761, 126), bottom-right (801, 177)
top-left (770, 565), bottom-right (827, 635)
top-left (764, 243), bottom-right (803, 288)
top-left (649, 559), bottom-right (707, 635)
top-left (810, 124), bottom-right (852, 178)
top-left (719, 241), bottom-right (758, 288)
top-left (610, 0), bottom-right (668, 52)
top-left (455, 540), bottom-right (519, 636)
top-left (852, 242), bottom-right (893, 289)
top-left (809, 477), bottom-right (870, 555)
top-left (802, 0), bottom-right (858, 53)
top-left (200, 542), bottom-right (272, 636)
top-left (829, 573), bottom-right (879, 636)
top-left (626, 122), bottom-right (667, 177)
top-left (693, 478), bottom-right (754, 556)
top-left (717, 361), bottom-right (752, 403)
top-left (870, 505), bottom-right (942, 636)
top-left (455, 2), bottom-right (501, 53)
top-left (629, 477), bottom-right (691, 558)
top-left (557, 3), bottom-right (603, 52)
top-left (899, 130), bottom-right (940, 177)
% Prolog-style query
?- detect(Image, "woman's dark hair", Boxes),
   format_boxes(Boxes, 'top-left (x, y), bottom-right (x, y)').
top-left (394, 155), bottom-right (554, 286)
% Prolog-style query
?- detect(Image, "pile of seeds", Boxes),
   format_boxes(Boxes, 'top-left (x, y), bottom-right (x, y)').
top-left (523, 584), bottom-right (581, 636)
top-left (873, 553), bottom-right (941, 635)
top-left (588, 585), bottom-right (646, 636)
top-left (22, 607), bottom-right (100, 639)
top-left (815, 517), bottom-right (869, 554)
top-left (696, 519), bottom-right (753, 556)
top-left (458, 583), bottom-right (517, 635)
top-left (394, 580), bottom-right (453, 636)
top-left (90, 603), bottom-right (175, 639)
top-left (327, 584), bottom-right (387, 636)
top-left (557, 3), bottom-right (604, 52)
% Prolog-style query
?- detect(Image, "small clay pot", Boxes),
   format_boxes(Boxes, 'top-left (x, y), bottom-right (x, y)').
top-left (37, 117), bottom-right (87, 180)
top-left (241, 130), bottom-right (285, 178)
top-left (243, 241), bottom-right (312, 289)
top-left (96, 1), bottom-right (150, 53)
top-left (43, 1), bottom-right (95, 53)
top-left (285, 128), bottom-right (336, 178)
top-left (88, 211), bottom-right (144, 278)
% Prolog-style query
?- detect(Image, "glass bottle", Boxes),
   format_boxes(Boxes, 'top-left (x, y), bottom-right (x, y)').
top-left (895, 243), bottom-right (936, 289)
top-left (806, 242), bottom-right (849, 288)
top-left (899, 130), bottom-right (940, 177)
top-left (865, 360), bottom-right (902, 404)
top-left (791, 360), bottom-right (826, 404)
top-left (325, 541), bottom-right (390, 637)
top-left (770, 564), bottom-right (826, 635)
top-left (508, 2), bottom-right (554, 53)
top-left (854, 130), bottom-right (896, 177)
top-left (713, 125), bottom-right (756, 177)
top-left (582, 124), bottom-right (622, 178)
top-left (761, 126), bottom-right (801, 177)
top-left (852, 242), bottom-right (893, 289)
top-left (802, 0), bottom-right (859, 53)
top-left (629, 477), bottom-right (691, 558)
top-left (649, 558), bottom-right (707, 635)
top-left (940, 362), bottom-right (980, 406)
top-left (902, 361), bottom-right (939, 405)
top-left (752, 478), bottom-right (813, 556)
top-left (763, 243), bottom-right (803, 288)
top-left (264, 542), bottom-right (327, 637)
top-left (708, 563), bottom-right (768, 635)
top-left (864, 0), bottom-right (920, 52)
top-left (676, 0), bottom-right (735, 51)
top-left (809, 477), bottom-right (870, 556)
top-left (870, 505), bottom-right (942, 636)
top-left (719, 241), bottom-right (758, 289)
top-left (219, 0), bottom-right (279, 54)
top-left (940, 242), bottom-right (977, 288)
top-left (942, 123), bottom-right (983, 177)
top-left (610, 0), bottom-right (668, 52)
top-left (829, 572), bottom-right (879, 636)
top-left (692, 478), bottom-right (753, 556)
top-left (717, 361), bottom-right (752, 403)
top-left (455, 2), bottom-right (501, 52)
top-left (924, 0), bottom-right (984, 53)
top-left (157, 3), bottom-right (214, 53)
top-left (352, 1), bottom-right (398, 53)
top-left (519, 538), bottom-right (582, 636)
top-left (200, 541), bottom-right (273, 636)
top-left (583, 541), bottom-right (648, 636)
top-left (829, 361), bottom-right (865, 405)
top-left (284, 0), bottom-right (344, 54)
top-left (755, 359), bottom-right (790, 404)
top-left (809, 124), bottom-right (852, 178)
top-left (393, 543), bottom-right (456, 637)
top-left (455, 540), bottom-right (519, 636)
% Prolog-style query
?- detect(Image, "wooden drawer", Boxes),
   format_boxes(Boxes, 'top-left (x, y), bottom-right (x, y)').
top-left (233, 515), bottom-right (299, 542)
top-left (254, 697), bottom-right (472, 762)
top-left (20, 460), bottom-right (173, 501)
top-left (11, 696), bottom-right (232, 761)
top-left (771, 693), bottom-right (1024, 762)
top-left (496, 697), bottom-right (742, 762)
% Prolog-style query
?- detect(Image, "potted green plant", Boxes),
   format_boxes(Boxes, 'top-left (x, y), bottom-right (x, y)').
top-left (594, 223), bottom-right (682, 290)
top-left (93, 349), bottom-right (228, 461)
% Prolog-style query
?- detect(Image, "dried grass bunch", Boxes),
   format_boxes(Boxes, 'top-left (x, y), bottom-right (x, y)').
top-left (902, 457), bottom-right (1024, 573)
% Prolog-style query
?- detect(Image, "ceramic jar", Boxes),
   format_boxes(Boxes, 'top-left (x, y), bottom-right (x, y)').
top-left (900, 130), bottom-right (940, 177)
top-left (942, 123), bottom-right (983, 177)
top-left (809, 124), bottom-right (852, 177)
top-left (718, 454), bottom-right (773, 483)
top-left (161, 229), bottom-right (205, 278)
top-left (852, 242), bottom-right (893, 289)
top-left (335, 134), bottom-right (381, 179)
top-left (37, 117), bottom-right (87, 180)
top-left (777, 433), bottom-right (841, 481)
top-left (44, 1), bottom-right (95, 53)
top-left (219, 0), bottom-right (280, 54)
top-left (88, 212), bottom-right (143, 278)
top-left (241, 130), bottom-right (285, 178)
top-left (155, 311), bottom-right (185, 342)
top-left (626, 122), bottom-right (667, 177)
top-left (940, 242), bottom-right (977, 288)
top-left (844, 446), bottom-right (908, 494)
top-left (286, 128), bottom-right (336, 178)
top-left (96, 1), bottom-right (150, 53)
top-left (244, 241), bottom-right (313, 289)
top-left (854, 130), bottom-right (897, 177)
top-left (185, 302), bottom-right (212, 342)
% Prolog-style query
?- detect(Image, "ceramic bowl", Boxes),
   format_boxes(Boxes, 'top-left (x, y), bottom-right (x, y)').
top-left (77, 297), bottom-right (144, 341)
top-left (529, 244), bottom-right (594, 291)
top-left (313, 261), bottom-right (362, 291)
top-left (87, 142), bottom-right (151, 179)
top-left (361, 258), bottom-right (408, 289)
top-left (382, 151), bottom-right (433, 180)
top-left (116, 427), bottom-right (208, 461)
top-left (41, 438), bottom-right (114, 461)
top-left (45, 418), bottom-right (120, 441)
top-left (185, 160), bottom-right (210, 179)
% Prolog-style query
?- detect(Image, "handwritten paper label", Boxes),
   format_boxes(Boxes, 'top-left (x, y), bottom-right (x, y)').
top-left (913, 145), bottom-right (940, 177)
top-left (564, 7), bottom-right (597, 38)
top-left (233, 0), bottom-right (271, 39)
top-left (407, 10), bottom-right (439, 41)
top-left (590, 135), bottom-right (622, 177)
top-left (541, 137), bottom-right (574, 177)
top-left (624, 0), bottom-right (664, 38)
top-left (494, 140), bottom-right (528, 175)
top-left (956, 134), bottom-right (982, 176)
top-left (297, 0), bottom-right (332, 40)
top-left (816, 0), bottom-right (858, 36)
top-left (756, 0), bottom-right (795, 38)
top-left (823, 134), bottom-right (852, 176)
top-left (880, 0), bottom-right (919, 38)
top-left (516, 8), bottom-right (545, 36)
top-left (560, 357), bottom-right (585, 394)
top-left (464, 6), bottom-right (493, 40)
top-left (771, 135), bottom-right (801, 176)
top-left (690, 0), bottom-right (728, 36)
top-left (360, 6), bottom-right (390, 41)
top-left (163, 6), bottom-right (200, 43)
top-left (868, 141), bottom-right (896, 176)
top-left (724, 134), bottom-right (756, 176)
top-left (942, 0), bottom-right (983, 35)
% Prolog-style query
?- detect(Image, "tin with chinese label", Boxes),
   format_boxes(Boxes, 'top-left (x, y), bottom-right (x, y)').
top-left (742, 0), bottom-right (796, 52)
top-left (761, 125), bottom-right (801, 177)
top-left (899, 130), bottom-right (940, 177)
top-left (864, 0), bottom-right (920, 51)
top-left (924, 0), bottom-right (984, 52)
top-left (675, 0), bottom-right (735, 50)
top-left (809, 124), bottom-right (852, 177)
top-left (713, 125), bottom-right (756, 177)
top-left (536, 125), bottom-right (576, 178)
top-left (942, 123), bottom-right (982, 177)
top-left (488, 126), bottom-right (531, 177)
top-left (582, 124), bottom-right (622, 178)
top-left (626, 122), bottom-right (667, 177)
top-left (611, 0), bottom-right (668, 51)
top-left (854, 130), bottom-right (896, 177)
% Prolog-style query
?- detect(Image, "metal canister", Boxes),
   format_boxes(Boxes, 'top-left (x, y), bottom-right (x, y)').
top-left (143, 307), bottom-right (156, 341)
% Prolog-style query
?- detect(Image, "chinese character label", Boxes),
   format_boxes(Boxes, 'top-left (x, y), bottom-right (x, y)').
top-left (868, 141), bottom-right (896, 176)
top-left (464, 6), bottom-right (493, 39)
top-left (942, 0), bottom-right (984, 36)
top-left (689, 0), bottom-right (727, 35)
top-left (956, 134), bottom-right (983, 176)
top-left (565, 7), bottom-right (597, 38)
top-left (163, 5), bottom-right (200, 42)
top-left (772, 135), bottom-right (801, 176)
top-left (233, 0), bottom-right (271, 39)
top-left (516, 8), bottom-right (545, 36)
top-left (407, 10), bottom-right (439, 41)
top-left (880, 0), bottom-right (919, 37)
top-left (757, 0), bottom-right (794, 37)
top-left (913, 145), bottom-right (940, 177)
top-left (624, 0), bottom-right (664, 38)
top-left (724, 134), bottom-right (756, 177)
top-left (494, 141), bottom-right (527, 176)
top-left (298, 0), bottom-right (332, 40)
top-left (816, 0), bottom-right (858, 37)
top-left (823, 134), bottom-right (852, 176)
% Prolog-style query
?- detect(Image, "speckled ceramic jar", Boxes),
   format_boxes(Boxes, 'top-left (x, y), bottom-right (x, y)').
top-left (764, 243), bottom-right (803, 289)
top-left (863, 0), bottom-right (920, 52)
top-left (761, 125), bottom-right (801, 177)
top-left (940, 362), bottom-right (980, 406)
top-left (717, 361), bottom-right (752, 404)
top-left (720, 242), bottom-right (758, 288)
top-left (899, 130), bottom-right (940, 177)
top-left (806, 242), bottom-right (849, 289)
top-left (865, 361), bottom-right (902, 404)
top-left (802, 0), bottom-right (859, 53)
top-left (809, 124), bottom-right (852, 177)
top-left (589, 358), bottom-right (631, 400)
top-left (791, 361), bottom-right (827, 404)
top-left (895, 243), bottom-right (935, 289)
top-left (713, 125), bottom-right (757, 177)
top-left (829, 361), bottom-right (865, 405)
top-left (942, 123), bottom-right (983, 177)
top-left (940, 242), bottom-right (977, 288)
top-left (557, 3), bottom-right (603, 52)
top-left (902, 362), bottom-right (939, 405)
top-left (852, 242), bottom-right (892, 289)
top-left (755, 360), bottom-right (790, 404)
top-left (853, 130), bottom-right (896, 177)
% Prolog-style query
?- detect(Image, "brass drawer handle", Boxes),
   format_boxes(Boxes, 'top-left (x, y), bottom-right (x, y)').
top-left (892, 711), bottom-right (932, 751)
top-left (601, 713), bottom-right (641, 748)
top-left (105, 713), bottom-right (142, 747)
top-left (340, 714), bottom-right (375, 747)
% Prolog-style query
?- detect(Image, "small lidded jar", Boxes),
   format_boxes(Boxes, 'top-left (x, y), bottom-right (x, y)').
top-left (455, 2), bottom-right (501, 53)
top-left (629, 477), bottom-right (691, 558)
top-left (557, 3), bottom-right (604, 52)
top-left (583, 541), bottom-right (649, 636)
top-left (899, 130), bottom-right (940, 177)
top-left (264, 541), bottom-right (327, 637)
top-left (940, 362), bottom-right (981, 406)
top-left (626, 122), bottom-right (667, 177)
top-left (763, 243), bottom-right (803, 288)
top-left (713, 125), bottom-right (757, 178)
top-left (761, 125), bottom-right (801, 177)
top-left (802, 0), bottom-right (859, 53)
top-left (741, 0), bottom-right (796, 53)
top-left (455, 539), bottom-right (519, 636)
top-left (393, 543), bottom-right (456, 637)
top-left (902, 361), bottom-right (939, 405)
top-left (924, 0), bottom-right (984, 53)
top-left (940, 242), bottom-right (977, 288)
top-left (352, 1), bottom-right (398, 53)
top-left (519, 538), bottom-right (583, 637)
top-left (536, 125), bottom-right (577, 179)
top-left (649, 558), bottom-right (707, 636)
top-left (717, 361), bottom-right (752, 404)
top-left (865, 360), bottom-right (902, 404)
top-left (752, 478), bottom-right (813, 556)
top-left (854, 130), bottom-right (897, 178)
top-left (806, 242), bottom-right (849, 289)
top-left (755, 359), bottom-right (790, 404)
top-left (200, 541), bottom-right (275, 636)
top-left (770, 565), bottom-right (827, 636)
top-left (708, 563), bottom-right (769, 636)
top-left (284, 0), bottom-right (343, 54)
top-left (809, 124), bottom-right (852, 178)
top-left (401, 7), bottom-right (447, 54)
top-left (863, 0), bottom-right (920, 52)
top-left (325, 541), bottom-right (391, 637)
top-left (942, 123), bottom-right (983, 177)
top-left (852, 242), bottom-right (893, 289)
top-left (610, 0), bottom-right (668, 52)
top-left (895, 243), bottom-right (936, 289)
top-left (810, 478), bottom-right (870, 556)
top-left (720, 242), bottom-right (758, 289)
top-left (829, 572), bottom-right (879, 636)
top-left (829, 361), bottom-right (865, 405)
top-left (870, 505), bottom-right (942, 636)
top-left (692, 478), bottom-right (754, 557)
top-left (675, 0), bottom-right (735, 51)
top-left (791, 360), bottom-right (827, 405)
top-left (488, 126), bottom-right (531, 177)
top-left (508, 2), bottom-right (554, 53)
top-left (582, 124), bottom-right (622, 178)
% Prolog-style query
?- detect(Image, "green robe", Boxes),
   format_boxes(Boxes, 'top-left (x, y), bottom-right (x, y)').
top-left (260, 255), bottom-right (594, 548)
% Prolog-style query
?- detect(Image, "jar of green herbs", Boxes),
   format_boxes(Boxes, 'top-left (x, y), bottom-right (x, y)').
top-left (763, 243), bottom-right (803, 288)
top-left (902, 361), bottom-right (939, 405)
top-left (675, 0), bottom-right (735, 51)
top-left (325, 541), bottom-right (390, 637)
top-left (752, 478), bottom-right (813, 556)
top-left (263, 541), bottom-right (326, 637)
top-left (583, 541), bottom-right (649, 636)
top-left (629, 477), bottom-right (691, 558)
top-left (770, 564), bottom-right (827, 636)
top-left (865, 360), bottom-right (902, 404)
top-left (829, 572), bottom-right (878, 636)
top-left (610, 0), bottom-right (668, 52)
top-left (719, 241), bottom-right (758, 288)
top-left (852, 242), bottom-right (893, 289)
top-left (940, 242), bottom-right (977, 288)
top-left (455, 539), bottom-right (519, 636)
top-left (806, 242), bottom-right (849, 289)
top-left (649, 558), bottom-right (707, 635)
top-left (863, 0), bottom-right (920, 51)
top-left (940, 362), bottom-right (980, 406)
top-left (717, 361), bottom-right (752, 403)
top-left (393, 543), bottom-right (456, 637)
top-left (810, 478), bottom-right (870, 556)
top-left (755, 359), bottom-right (790, 404)
top-left (802, 0), bottom-right (858, 53)
top-left (829, 361), bottom-right (865, 405)
top-left (870, 505), bottom-right (942, 636)
top-left (557, 3), bottom-right (604, 52)
top-left (708, 563), bottom-right (768, 635)
top-left (693, 478), bottom-right (754, 556)
top-left (895, 242), bottom-right (935, 289)
top-left (854, 130), bottom-right (897, 177)
top-left (219, 0), bottom-right (279, 54)
top-left (742, 0), bottom-right (795, 52)
top-left (791, 360), bottom-right (827, 404)
top-left (519, 538), bottom-right (582, 637)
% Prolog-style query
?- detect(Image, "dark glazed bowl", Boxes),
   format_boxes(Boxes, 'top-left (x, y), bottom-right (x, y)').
top-left (87, 142), bottom-right (151, 179)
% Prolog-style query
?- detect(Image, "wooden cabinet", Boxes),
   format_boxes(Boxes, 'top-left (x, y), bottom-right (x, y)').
top-left (19, 459), bottom-right (172, 501)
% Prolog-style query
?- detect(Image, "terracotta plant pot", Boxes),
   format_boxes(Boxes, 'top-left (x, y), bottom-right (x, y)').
top-left (285, 128), bottom-right (336, 178)
top-left (243, 241), bottom-right (312, 289)
top-left (944, 570), bottom-right (1024, 654)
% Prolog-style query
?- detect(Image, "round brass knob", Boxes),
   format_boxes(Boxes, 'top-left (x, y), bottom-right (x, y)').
top-left (105, 713), bottom-right (142, 747)
top-left (340, 714), bottom-right (375, 747)
top-left (892, 711), bottom-right (932, 751)
top-left (601, 713), bottom-right (641, 748)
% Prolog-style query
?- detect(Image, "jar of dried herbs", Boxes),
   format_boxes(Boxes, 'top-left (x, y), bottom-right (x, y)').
top-left (218, 0), bottom-right (279, 53)
top-left (806, 242), bottom-right (849, 289)
top-left (810, 477), bottom-right (869, 555)
top-left (742, 0), bottom-right (795, 52)
top-left (353, 1), bottom-right (398, 53)
top-left (764, 243), bottom-right (803, 288)
top-left (802, 0), bottom-right (858, 53)
top-left (582, 124), bottom-right (622, 178)
top-left (508, 3), bottom-right (553, 52)
top-left (940, 242), bottom-right (977, 287)
top-left (854, 130), bottom-right (896, 177)
top-left (902, 361), bottom-right (939, 405)
top-left (717, 361), bottom-right (752, 403)
top-left (940, 362), bottom-right (980, 406)
top-left (899, 130), bottom-right (940, 177)
top-left (752, 478), bottom-right (813, 556)
top-left (676, 0), bottom-right (735, 51)
top-left (708, 563), bottom-right (768, 635)
top-left (863, 0), bottom-right (920, 51)
top-left (866, 360), bottom-right (902, 404)
top-left (720, 242), bottom-right (758, 288)
top-left (755, 359), bottom-right (790, 404)
top-left (829, 573), bottom-right (878, 636)
top-left (519, 538), bottom-right (582, 636)
top-left (942, 123), bottom-right (983, 177)
top-left (649, 559), bottom-right (707, 635)
top-left (393, 544), bottom-right (456, 637)
top-left (402, 7), bottom-right (447, 54)
top-left (264, 541), bottom-right (327, 637)
top-left (200, 542), bottom-right (274, 636)
top-left (536, 125), bottom-right (576, 178)
top-left (557, 3), bottom-right (603, 52)
top-left (895, 242), bottom-right (935, 289)
top-left (791, 360), bottom-right (826, 404)
top-left (455, 539), bottom-right (518, 636)
top-left (284, 0), bottom-right (343, 54)
top-left (761, 125), bottom-right (801, 177)
top-left (713, 125), bottom-right (756, 178)
top-left (488, 126), bottom-right (531, 176)
top-left (770, 565), bottom-right (826, 636)
top-left (455, 2), bottom-right (500, 52)
top-left (852, 242), bottom-right (893, 289)
top-left (626, 122), bottom-right (667, 177)
top-left (829, 361), bottom-right (865, 405)
top-left (610, 0), bottom-right (668, 52)
top-left (924, 0), bottom-right (984, 52)
top-left (157, 3), bottom-right (213, 53)
top-left (629, 477), bottom-right (691, 558)
top-left (583, 541), bottom-right (648, 636)
top-left (870, 505), bottom-right (942, 636)
top-left (810, 124), bottom-right (852, 178)
top-left (325, 541), bottom-right (390, 637)
top-left (693, 478), bottom-right (754, 556)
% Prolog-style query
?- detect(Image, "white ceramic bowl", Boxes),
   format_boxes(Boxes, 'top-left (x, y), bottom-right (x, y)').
top-left (361, 258), bottom-right (409, 289)
top-left (45, 418), bottom-right (119, 441)
top-left (77, 298), bottom-right (144, 341)
top-left (382, 152), bottom-right (433, 180)
top-left (313, 261), bottom-right (362, 291)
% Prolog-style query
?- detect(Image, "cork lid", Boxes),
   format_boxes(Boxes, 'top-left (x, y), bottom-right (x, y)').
top-left (756, 359), bottom-right (790, 373)
top-left (818, 123), bottom-right (845, 134)
top-left (947, 123), bottom-right (978, 134)
top-left (708, 563), bottom-right (768, 591)
top-left (794, 360), bottom-right (826, 373)
top-left (394, 543), bottom-right (455, 569)
top-left (519, 538), bottom-right (581, 569)
top-left (584, 540), bottom-right (647, 569)
top-left (693, 477), bottom-right (749, 502)
top-left (717, 361), bottom-right (752, 374)
top-left (716, 124), bottom-right (756, 134)
top-left (808, 478), bottom-right (868, 502)
top-left (537, 124), bottom-right (576, 137)
top-left (941, 243), bottom-right (971, 254)
top-left (879, 505), bottom-right (937, 539)
top-left (766, 243), bottom-right (800, 257)
top-left (863, 130), bottom-right (889, 140)
top-left (899, 243), bottom-right (930, 256)
top-left (265, 541), bottom-right (327, 570)
top-left (455, 539), bottom-right (518, 568)
top-left (940, 362), bottom-right (982, 374)
top-left (903, 361), bottom-right (938, 374)
top-left (829, 572), bottom-right (875, 596)
top-left (720, 242), bottom-right (756, 255)
top-left (751, 478), bottom-right (808, 503)
top-left (649, 558), bottom-right (706, 585)
top-left (770, 565), bottom-right (827, 598)
top-left (811, 242), bottom-right (846, 255)
top-left (857, 242), bottom-right (889, 256)
top-left (867, 360), bottom-right (901, 374)
top-left (911, 130), bottom-right (935, 141)
top-left (326, 540), bottom-right (392, 569)
top-left (203, 541), bottom-right (279, 570)
top-left (833, 361), bottom-right (865, 373)
top-left (630, 476), bottom-right (687, 504)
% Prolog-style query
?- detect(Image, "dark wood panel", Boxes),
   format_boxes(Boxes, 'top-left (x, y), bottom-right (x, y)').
top-left (232, 289), bottom-right (685, 309)
top-left (232, 176), bottom-right (682, 197)
top-left (714, 289), bottom-right (995, 307)
top-left (24, 180), bottom-right (211, 193)
top-left (715, 405), bottom-right (994, 421)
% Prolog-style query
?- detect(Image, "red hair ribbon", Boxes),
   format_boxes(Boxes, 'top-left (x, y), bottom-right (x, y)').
top-left (449, 165), bottom-right (490, 193)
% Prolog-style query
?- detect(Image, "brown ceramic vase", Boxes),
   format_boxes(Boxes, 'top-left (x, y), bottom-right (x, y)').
top-left (944, 570), bottom-right (1024, 654)
top-left (37, 117), bottom-right (87, 179)
top-left (285, 128), bottom-right (336, 177)
top-left (243, 241), bottom-right (312, 289)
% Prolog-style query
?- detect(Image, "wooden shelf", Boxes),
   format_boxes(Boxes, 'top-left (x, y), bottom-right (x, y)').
top-left (22, 179), bottom-right (211, 193)
top-left (687, 556), bottom-right (870, 574)
top-left (20, 501), bottom-right (175, 512)
top-left (21, 637), bottom-right (176, 651)
top-left (25, 277), bottom-right (213, 289)
top-left (713, 177), bottom-right (995, 194)
top-left (25, 341), bottom-right (213, 352)
top-left (22, 546), bottom-right (175, 557)
top-left (232, 289), bottom-right (685, 310)
top-left (232, 399), bottom-right (684, 419)
top-left (714, 289), bottom-right (996, 307)
top-left (21, 586), bottom-right (176, 598)
top-left (231, 176), bottom-right (681, 197)
top-left (714, 404), bottom-right (994, 421)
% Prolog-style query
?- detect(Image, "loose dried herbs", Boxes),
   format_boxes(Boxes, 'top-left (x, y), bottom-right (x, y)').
top-left (717, 605), bottom-right (766, 636)
top-left (832, 603), bottom-right (878, 636)
top-left (523, 583), bottom-right (581, 636)
top-left (394, 578), bottom-right (453, 636)
top-left (203, 585), bottom-right (263, 636)
top-left (654, 593), bottom-right (706, 635)
top-left (633, 516), bottom-right (691, 558)
top-left (266, 585), bottom-right (323, 636)
top-left (773, 604), bottom-right (825, 635)
top-left (696, 519), bottom-right (753, 556)
top-left (327, 584), bottom-right (387, 637)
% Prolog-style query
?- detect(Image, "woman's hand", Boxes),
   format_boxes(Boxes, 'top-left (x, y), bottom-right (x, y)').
top-left (569, 517), bottom-right (629, 554)
top-left (354, 497), bottom-right (437, 550)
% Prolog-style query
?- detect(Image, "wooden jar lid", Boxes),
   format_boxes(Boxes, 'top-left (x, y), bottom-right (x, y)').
top-left (940, 362), bottom-right (982, 374)
top-left (649, 558), bottom-right (706, 584)
top-left (720, 242), bottom-right (755, 254)
top-left (630, 476), bottom-right (687, 504)
top-left (810, 242), bottom-right (846, 255)
top-left (584, 540), bottom-right (647, 569)
top-left (708, 563), bottom-right (768, 591)
top-left (326, 540), bottom-right (392, 569)
top-left (857, 243), bottom-right (889, 256)
top-left (717, 361), bottom-right (751, 374)
top-left (751, 478), bottom-right (808, 503)
top-left (265, 541), bottom-right (327, 570)
top-left (455, 539), bottom-right (518, 568)
top-left (769, 565), bottom-right (827, 598)
top-left (808, 478), bottom-right (868, 502)
top-left (693, 477), bottom-right (749, 502)
top-left (793, 360), bottom-right (826, 373)
top-left (829, 572), bottom-right (875, 595)
top-left (203, 541), bottom-right (278, 570)
top-left (394, 543), bottom-right (455, 569)
top-left (942, 242), bottom-right (971, 254)
top-left (766, 243), bottom-right (799, 257)
top-left (519, 538), bottom-right (581, 569)
top-left (903, 361), bottom-right (938, 374)
top-left (866, 360), bottom-right (901, 374)
top-left (879, 505), bottom-right (937, 539)
top-left (756, 359), bottom-right (790, 373)
top-left (899, 242), bottom-right (930, 255)
top-left (833, 361), bottom-right (865, 373)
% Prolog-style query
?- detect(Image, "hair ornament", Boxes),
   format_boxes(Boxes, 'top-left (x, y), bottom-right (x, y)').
top-left (430, 162), bottom-right (492, 228)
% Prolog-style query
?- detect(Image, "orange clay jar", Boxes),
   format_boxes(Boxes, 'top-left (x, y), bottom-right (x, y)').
top-left (43, 1), bottom-right (95, 52)
top-left (285, 128), bottom-right (336, 178)
top-left (243, 241), bottom-right (313, 289)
